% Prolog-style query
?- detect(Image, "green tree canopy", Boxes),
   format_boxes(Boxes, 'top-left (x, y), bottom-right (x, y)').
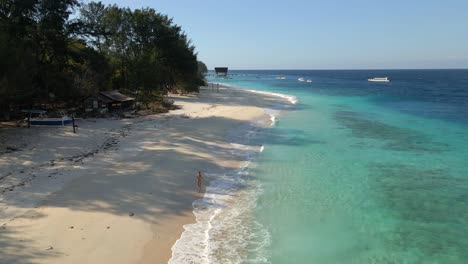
top-left (0, 0), bottom-right (206, 118)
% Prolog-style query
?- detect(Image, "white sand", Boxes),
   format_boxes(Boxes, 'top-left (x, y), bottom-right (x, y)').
top-left (0, 87), bottom-right (287, 264)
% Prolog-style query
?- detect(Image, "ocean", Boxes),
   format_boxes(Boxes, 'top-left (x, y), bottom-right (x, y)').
top-left (171, 70), bottom-right (468, 263)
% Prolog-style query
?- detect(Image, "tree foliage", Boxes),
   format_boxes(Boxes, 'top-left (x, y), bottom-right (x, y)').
top-left (0, 0), bottom-right (205, 118)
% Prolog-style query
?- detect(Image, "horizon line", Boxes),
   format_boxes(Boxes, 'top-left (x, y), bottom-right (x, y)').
top-left (209, 68), bottom-right (468, 71)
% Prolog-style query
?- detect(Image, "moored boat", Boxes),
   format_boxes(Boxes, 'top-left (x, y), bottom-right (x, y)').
top-left (23, 110), bottom-right (73, 126)
top-left (30, 117), bottom-right (73, 126)
top-left (368, 77), bottom-right (390, 82)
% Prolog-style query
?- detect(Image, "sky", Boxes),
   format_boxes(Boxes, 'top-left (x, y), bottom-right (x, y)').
top-left (92, 0), bottom-right (468, 70)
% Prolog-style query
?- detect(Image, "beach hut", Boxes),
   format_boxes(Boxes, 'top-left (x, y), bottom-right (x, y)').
top-left (98, 91), bottom-right (134, 110)
top-left (215, 67), bottom-right (228, 76)
top-left (83, 95), bottom-right (101, 112)
top-left (83, 91), bottom-right (134, 112)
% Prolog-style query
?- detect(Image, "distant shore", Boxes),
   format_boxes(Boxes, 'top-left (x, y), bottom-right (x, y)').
top-left (0, 86), bottom-right (288, 264)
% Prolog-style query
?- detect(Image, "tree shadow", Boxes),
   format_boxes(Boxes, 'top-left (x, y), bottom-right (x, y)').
top-left (0, 226), bottom-right (62, 264)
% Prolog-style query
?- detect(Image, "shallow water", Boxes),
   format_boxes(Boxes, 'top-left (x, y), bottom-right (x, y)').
top-left (173, 70), bottom-right (468, 263)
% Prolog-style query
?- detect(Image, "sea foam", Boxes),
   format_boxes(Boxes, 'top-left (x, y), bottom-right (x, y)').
top-left (169, 120), bottom-right (271, 264)
top-left (210, 82), bottom-right (298, 105)
top-left (245, 89), bottom-right (298, 105)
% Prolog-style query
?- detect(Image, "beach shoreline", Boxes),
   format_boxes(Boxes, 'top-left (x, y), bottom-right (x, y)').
top-left (0, 86), bottom-right (291, 264)
top-left (168, 84), bottom-right (295, 263)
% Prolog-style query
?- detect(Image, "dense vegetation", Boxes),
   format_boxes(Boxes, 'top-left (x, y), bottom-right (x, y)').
top-left (0, 0), bottom-right (207, 119)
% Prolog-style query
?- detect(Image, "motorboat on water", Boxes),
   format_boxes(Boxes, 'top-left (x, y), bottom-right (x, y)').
top-left (276, 76), bottom-right (286, 80)
top-left (23, 110), bottom-right (73, 126)
top-left (298, 78), bottom-right (305, 82)
top-left (368, 77), bottom-right (390, 82)
top-left (306, 79), bottom-right (313, 83)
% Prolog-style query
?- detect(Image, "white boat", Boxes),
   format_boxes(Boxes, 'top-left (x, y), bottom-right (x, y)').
top-left (306, 79), bottom-right (313, 83)
top-left (298, 78), bottom-right (305, 82)
top-left (276, 76), bottom-right (286, 80)
top-left (31, 116), bottom-right (73, 126)
top-left (368, 77), bottom-right (390, 82)
top-left (23, 110), bottom-right (73, 126)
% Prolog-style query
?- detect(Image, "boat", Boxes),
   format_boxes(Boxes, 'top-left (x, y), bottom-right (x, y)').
top-left (306, 79), bottom-right (313, 83)
top-left (298, 78), bottom-right (305, 82)
top-left (276, 76), bottom-right (286, 80)
top-left (30, 116), bottom-right (73, 126)
top-left (368, 77), bottom-right (390, 82)
top-left (23, 110), bottom-right (73, 126)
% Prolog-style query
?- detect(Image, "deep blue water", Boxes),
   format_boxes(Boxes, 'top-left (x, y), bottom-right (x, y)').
top-left (212, 69), bottom-right (468, 124)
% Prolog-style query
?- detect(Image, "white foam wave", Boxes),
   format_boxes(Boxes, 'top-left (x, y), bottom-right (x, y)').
top-left (210, 82), bottom-right (297, 105)
top-left (245, 89), bottom-right (298, 105)
top-left (264, 108), bottom-right (280, 128)
top-left (169, 173), bottom-right (233, 264)
top-left (269, 115), bottom-right (276, 126)
top-left (169, 125), bottom-right (271, 264)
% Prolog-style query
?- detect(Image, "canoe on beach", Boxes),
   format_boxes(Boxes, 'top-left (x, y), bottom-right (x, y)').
top-left (22, 110), bottom-right (73, 126)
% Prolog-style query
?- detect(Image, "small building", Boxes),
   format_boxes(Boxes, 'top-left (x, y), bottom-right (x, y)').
top-left (215, 67), bottom-right (228, 76)
top-left (99, 91), bottom-right (134, 109)
top-left (83, 91), bottom-right (134, 112)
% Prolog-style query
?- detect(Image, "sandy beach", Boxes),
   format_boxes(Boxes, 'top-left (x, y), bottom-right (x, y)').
top-left (0, 86), bottom-right (287, 264)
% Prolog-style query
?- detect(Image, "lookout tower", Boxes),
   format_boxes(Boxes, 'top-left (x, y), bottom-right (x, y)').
top-left (215, 67), bottom-right (228, 76)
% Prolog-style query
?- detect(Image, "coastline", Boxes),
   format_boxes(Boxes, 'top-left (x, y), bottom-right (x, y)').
top-left (0, 86), bottom-right (292, 264)
top-left (169, 84), bottom-right (295, 263)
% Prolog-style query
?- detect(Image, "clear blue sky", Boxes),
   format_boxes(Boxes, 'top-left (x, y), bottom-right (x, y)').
top-left (93, 0), bottom-right (468, 70)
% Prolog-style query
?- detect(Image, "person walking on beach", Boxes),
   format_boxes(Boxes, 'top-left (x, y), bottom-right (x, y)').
top-left (196, 171), bottom-right (203, 193)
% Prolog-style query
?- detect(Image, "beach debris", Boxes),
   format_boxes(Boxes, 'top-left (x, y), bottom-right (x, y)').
top-left (83, 152), bottom-right (94, 158)
top-left (45, 246), bottom-right (54, 250)
top-left (123, 114), bottom-right (136, 119)
top-left (179, 114), bottom-right (190, 119)
top-left (129, 212), bottom-right (134, 217)
top-left (6, 146), bottom-right (19, 152)
top-left (106, 226), bottom-right (110, 229)
top-left (69, 226), bottom-right (74, 229)
top-left (0, 172), bottom-right (12, 181)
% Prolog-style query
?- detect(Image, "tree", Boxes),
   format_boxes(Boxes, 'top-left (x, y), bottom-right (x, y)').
top-left (77, 1), bottom-right (107, 51)
top-left (197, 61), bottom-right (208, 76)
top-left (79, 3), bottom-right (204, 94)
top-left (1, 0), bottom-right (207, 119)
top-left (33, 0), bottom-right (79, 102)
top-left (0, 0), bottom-right (39, 116)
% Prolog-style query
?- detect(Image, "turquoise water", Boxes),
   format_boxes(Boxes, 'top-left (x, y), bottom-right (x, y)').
top-left (205, 70), bottom-right (468, 263)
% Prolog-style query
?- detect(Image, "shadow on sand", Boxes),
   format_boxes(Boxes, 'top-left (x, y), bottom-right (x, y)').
top-left (0, 90), bottom-right (306, 263)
